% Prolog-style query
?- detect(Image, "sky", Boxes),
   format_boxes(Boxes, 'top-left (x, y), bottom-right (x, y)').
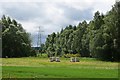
top-left (0, 0), bottom-right (115, 47)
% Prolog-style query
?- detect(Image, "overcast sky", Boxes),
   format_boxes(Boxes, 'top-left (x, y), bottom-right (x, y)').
top-left (0, 0), bottom-right (115, 46)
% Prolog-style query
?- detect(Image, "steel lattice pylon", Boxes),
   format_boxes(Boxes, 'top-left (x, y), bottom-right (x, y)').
top-left (37, 26), bottom-right (44, 48)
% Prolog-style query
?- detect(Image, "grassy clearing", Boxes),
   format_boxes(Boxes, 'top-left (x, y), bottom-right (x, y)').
top-left (1, 56), bottom-right (119, 78)
top-left (2, 66), bottom-right (118, 78)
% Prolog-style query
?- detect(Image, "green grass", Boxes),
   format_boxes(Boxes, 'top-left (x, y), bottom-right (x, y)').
top-left (1, 56), bottom-right (119, 78)
top-left (2, 66), bottom-right (118, 78)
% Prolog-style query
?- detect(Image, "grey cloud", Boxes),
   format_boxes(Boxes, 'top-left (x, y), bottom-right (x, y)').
top-left (0, 2), bottom-right (45, 21)
top-left (59, 4), bottom-right (93, 21)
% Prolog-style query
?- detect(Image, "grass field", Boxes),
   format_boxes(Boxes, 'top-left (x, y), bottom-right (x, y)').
top-left (1, 56), bottom-right (119, 78)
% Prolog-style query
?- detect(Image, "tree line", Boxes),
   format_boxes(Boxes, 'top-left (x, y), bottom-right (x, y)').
top-left (1, 2), bottom-right (120, 61)
top-left (44, 2), bottom-right (120, 61)
top-left (1, 15), bottom-right (36, 58)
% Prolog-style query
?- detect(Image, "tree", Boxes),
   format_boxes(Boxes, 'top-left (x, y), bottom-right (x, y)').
top-left (89, 11), bottom-right (105, 58)
top-left (44, 1), bottom-right (120, 61)
top-left (45, 32), bottom-right (56, 57)
top-left (1, 15), bottom-right (34, 58)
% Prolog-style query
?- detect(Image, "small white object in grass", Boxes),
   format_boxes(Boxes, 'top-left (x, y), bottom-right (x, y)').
top-left (6, 56), bottom-right (8, 58)
top-left (50, 57), bottom-right (56, 62)
top-left (70, 57), bottom-right (80, 62)
top-left (56, 57), bottom-right (60, 62)
top-left (75, 57), bottom-right (80, 62)
top-left (70, 57), bottom-right (75, 62)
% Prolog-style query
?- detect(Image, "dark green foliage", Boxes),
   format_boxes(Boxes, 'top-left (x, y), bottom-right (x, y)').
top-left (1, 15), bottom-right (36, 58)
top-left (45, 2), bottom-right (120, 61)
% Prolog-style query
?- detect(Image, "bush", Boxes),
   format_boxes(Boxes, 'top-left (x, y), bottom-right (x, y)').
top-left (30, 50), bottom-right (37, 57)
top-left (64, 53), bottom-right (81, 58)
top-left (75, 54), bottom-right (81, 57)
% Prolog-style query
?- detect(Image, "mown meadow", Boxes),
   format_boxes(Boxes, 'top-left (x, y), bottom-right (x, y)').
top-left (1, 55), bottom-right (119, 78)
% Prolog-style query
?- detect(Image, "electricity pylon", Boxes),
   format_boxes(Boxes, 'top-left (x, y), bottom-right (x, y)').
top-left (37, 26), bottom-right (44, 48)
